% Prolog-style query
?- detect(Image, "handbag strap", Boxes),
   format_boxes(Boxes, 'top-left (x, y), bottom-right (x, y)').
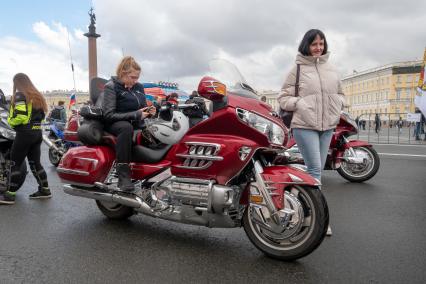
top-left (295, 64), bottom-right (300, 97)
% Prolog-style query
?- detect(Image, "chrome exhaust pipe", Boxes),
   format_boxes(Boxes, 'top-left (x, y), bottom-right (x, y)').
top-left (63, 184), bottom-right (152, 213)
top-left (42, 135), bottom-right (65, 155)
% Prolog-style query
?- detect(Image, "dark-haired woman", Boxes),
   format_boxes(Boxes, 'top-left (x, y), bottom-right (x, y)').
top-left (0, 73), bottom-right (51, 205)
top-left (278, 29), bottom-right (345, 235)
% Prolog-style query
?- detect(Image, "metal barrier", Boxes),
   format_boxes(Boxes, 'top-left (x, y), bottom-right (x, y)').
top-left (354, 113), bottom-right (426, 144)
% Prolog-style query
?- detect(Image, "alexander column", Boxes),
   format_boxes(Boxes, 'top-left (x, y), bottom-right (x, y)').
top-left (84, 7), bottom-right (100, 86)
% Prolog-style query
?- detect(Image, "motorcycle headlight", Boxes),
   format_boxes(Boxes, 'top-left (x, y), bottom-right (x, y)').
top-left (0, 125), bottom-right (16, 139)
top-left (236, 108), bottom-right (285, 145)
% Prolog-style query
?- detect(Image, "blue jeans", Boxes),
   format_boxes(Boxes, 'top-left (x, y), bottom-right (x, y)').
top-left (292, 128), bottom-right (334, 181)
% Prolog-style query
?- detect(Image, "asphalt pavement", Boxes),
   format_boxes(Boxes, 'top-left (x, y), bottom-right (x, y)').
top-left (0, 144), bottom-right (425, 283)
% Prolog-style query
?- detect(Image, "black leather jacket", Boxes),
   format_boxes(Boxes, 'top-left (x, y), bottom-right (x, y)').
top-left (102, 76), bottom-right (147, 123)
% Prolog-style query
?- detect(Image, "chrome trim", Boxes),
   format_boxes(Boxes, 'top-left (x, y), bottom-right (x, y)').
top-left (175, 161), bottom-right (213, 170)
top-left (176, 154), bottom-right (223, 161)
top-left (59, 179), bottom-right (95, 188)
top-left (177, 142), bottom-right (223, 170)
top-left (184, 141), bottom-right (221, 155)
top-left (171, 177), bottom-right (212, 184)
top-left (78, 157), bottom-right (99, 168)
top-left (252, 159), bottom-right (279, 223)
top-left (57, 167), bottom-right (90, 176)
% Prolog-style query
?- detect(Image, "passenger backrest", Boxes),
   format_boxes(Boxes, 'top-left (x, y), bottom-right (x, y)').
top-left (90, 77), bottom-right (108, 105)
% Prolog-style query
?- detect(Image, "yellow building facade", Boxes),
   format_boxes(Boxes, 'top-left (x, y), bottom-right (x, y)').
top-left (342, 60), bottom-right (422, 121)
top-left (43, 91), bottom-right (89, 111)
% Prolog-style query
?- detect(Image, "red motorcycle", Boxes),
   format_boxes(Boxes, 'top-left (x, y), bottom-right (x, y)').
top-left (56, 60), bottom-right (329, 261)
top-left (283, 112), bottom-right (380, 182)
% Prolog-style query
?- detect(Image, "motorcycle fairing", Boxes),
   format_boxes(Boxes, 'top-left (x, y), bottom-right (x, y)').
top-left (341, 140), bottom-right (372, 149)
top-left (246, 165), bottom-right (320, 210)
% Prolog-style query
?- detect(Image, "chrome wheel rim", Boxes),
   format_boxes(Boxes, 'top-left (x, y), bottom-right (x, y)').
top-left (248, 185), bottom-right (316, 251)
top-left (340, 147), bottom-right (375, 178)
top-left (49, 148), bottom-right (61, 164)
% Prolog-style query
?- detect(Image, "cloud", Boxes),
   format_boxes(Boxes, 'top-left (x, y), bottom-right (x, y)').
top-left (93, 0), bottom-right (425, 91)
top-left (0, 22), bottom-right (91, 95)
top-left (1, 0), bottom-right (425, 95)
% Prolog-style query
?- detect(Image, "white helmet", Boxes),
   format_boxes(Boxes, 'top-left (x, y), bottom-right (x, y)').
top-left (148, 111), bottom-right (189, 145)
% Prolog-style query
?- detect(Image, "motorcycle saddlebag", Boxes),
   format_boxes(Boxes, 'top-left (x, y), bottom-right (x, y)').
top-left (57, 145), bottom-right (115, 187)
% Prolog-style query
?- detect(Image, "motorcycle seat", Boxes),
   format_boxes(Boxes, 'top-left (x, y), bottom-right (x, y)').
top-left (101, 131), bottom-right (172, 164)
top-left (132, 144), bottom-right (173, 163)
top-left (101, 130), bottom-right (151, 146)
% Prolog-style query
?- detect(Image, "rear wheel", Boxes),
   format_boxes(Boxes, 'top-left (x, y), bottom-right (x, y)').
top-left (243, 185), bottom-right (328, 261)
top-left (337, 146), bottom-right (380, 182)
top-left (48, 147), bottom-right (62, 167)
top-left (96, 200), bottom-right (134, 220)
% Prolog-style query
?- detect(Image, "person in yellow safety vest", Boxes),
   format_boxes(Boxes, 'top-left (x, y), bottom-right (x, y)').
top-left (0, 73), bottom-right (51, 205)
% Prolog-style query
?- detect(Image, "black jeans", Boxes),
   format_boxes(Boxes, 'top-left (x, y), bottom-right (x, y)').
top-left (105, 121), bottom-right (133, 163)
top-left (9, 130), bottom-right (48, 192)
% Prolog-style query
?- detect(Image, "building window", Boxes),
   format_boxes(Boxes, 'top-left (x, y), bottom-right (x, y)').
top-left (396, 75), bottom-right (401, 83)
top-left (406, 75), bottom-right (411, 83)
top-left (396, 89), bottom-right (401, 100)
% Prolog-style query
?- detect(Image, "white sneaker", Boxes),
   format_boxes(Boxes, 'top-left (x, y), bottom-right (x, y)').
top-left (326, 225), bottom-right (332, 236)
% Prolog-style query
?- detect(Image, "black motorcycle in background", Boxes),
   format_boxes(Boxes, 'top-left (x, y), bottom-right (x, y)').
top-left (0, 89), bottom-right (27, 191)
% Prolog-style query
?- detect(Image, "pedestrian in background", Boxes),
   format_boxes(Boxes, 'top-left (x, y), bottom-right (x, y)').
top-left (414, 108), bottom-right (425, 140)
top-left (184, 91), bottom-right (209, 127)
top-left (0, 73), bottom-right (51, 205)
top-left (374, 113), bottom-right (381, 134)
top-left (397, 117), bottom-right (403, 133)
top-left (48, 100), bottom-right (67, 130)
top-left (166, 92), bottom-right (179, 106)
top-left (278, 29), bottom-right (345, 236)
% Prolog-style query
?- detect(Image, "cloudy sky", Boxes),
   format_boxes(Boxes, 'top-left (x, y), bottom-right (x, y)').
top-left (0, 0), bottom-right (425, 95)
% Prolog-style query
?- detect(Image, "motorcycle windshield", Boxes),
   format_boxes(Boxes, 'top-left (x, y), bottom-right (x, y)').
top-left (208, 59), bottom-right (258, 99)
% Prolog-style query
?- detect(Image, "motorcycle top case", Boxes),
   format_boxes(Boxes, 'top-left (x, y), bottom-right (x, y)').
top-left (57, 145), bottom-right (115, 187)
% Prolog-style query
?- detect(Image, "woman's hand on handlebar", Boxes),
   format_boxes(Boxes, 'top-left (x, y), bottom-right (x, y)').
top-left (141, 106), bottom-right (156, 118)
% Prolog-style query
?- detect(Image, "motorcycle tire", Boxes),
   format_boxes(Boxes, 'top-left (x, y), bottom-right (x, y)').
top-left (337, 146), bottom-right (380, 183)
top-left (243, 185), bottom-right (328, 261)
top-left (96, 200), bottom-right (134, 220)
top-left (8, 162), bottom-right (28, 192)
top-left (48, 147), bottom-right (62, 167)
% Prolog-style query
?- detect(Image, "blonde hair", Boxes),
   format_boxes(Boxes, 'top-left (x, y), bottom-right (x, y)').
top-left (116, 56), bottom-right (141, 79)
top-left (12, 73), bottom-right (48, 112)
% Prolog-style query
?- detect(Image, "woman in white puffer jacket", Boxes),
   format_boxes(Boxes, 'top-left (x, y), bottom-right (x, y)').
top-left (278, 29), bottom-right (345, 236)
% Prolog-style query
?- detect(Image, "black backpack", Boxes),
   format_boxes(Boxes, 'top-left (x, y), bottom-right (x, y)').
top-left (49, 108), bottom-right (61, 120)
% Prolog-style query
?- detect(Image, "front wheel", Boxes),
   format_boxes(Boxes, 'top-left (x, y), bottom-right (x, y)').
top-left (243, 185), bottom-right (328, 261)
top-left (96, 200), bottom-right (134, 220)
top-left (337, 146), bottom-right (380, 182)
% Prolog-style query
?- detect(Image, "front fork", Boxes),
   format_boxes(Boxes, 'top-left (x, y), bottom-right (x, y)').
top-left (251, 159), bottom-right (297, 229)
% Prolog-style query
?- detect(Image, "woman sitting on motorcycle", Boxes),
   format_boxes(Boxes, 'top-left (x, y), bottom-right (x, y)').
top-left (102, 56), bottom-right (156, 192)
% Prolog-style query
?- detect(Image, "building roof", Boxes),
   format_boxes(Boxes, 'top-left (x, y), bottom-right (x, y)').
top-left (343, 60), bottom-right (422, 80)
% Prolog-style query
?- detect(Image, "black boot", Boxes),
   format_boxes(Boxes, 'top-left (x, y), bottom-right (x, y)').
top-left (116, 163), bottom-right (134, 192)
